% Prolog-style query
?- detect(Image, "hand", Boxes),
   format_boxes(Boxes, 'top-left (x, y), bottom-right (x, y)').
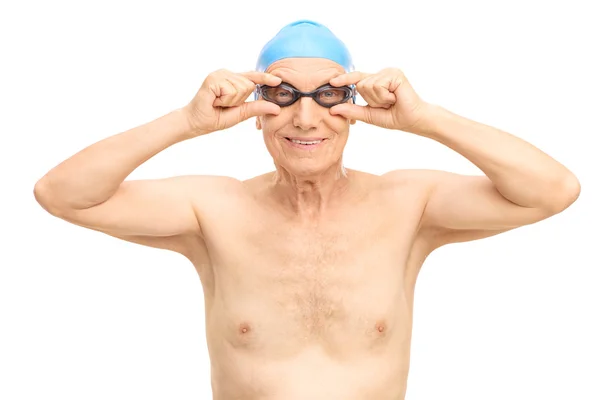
top-left (329, 68), bottom-right (432, 134)
top-left (182, 69), bottom-right (282, 136)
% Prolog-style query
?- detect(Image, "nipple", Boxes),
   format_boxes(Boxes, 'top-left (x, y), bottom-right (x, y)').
top-left (239, 322), bottom-right (251, 334)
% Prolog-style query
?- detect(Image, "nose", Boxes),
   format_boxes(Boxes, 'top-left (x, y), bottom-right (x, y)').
top-left (292, 97), bottom-right (321, 131)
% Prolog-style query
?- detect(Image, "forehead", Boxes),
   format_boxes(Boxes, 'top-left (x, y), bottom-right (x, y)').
top-left (266, 58), bottom-right (345, 89)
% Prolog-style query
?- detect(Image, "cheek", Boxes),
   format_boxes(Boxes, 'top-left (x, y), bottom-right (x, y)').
top-left (260, 115), bottom-right (285, 133)
top-left (261, 118), bottom-right (287, 154)
top-left (326, 116), bottom-right (351, 137)
top-left (261, 114), bottom-right (350, 144)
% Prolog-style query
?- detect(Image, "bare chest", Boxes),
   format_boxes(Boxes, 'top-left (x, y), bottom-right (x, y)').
top-left (197, 196), bottom-right (423, 359)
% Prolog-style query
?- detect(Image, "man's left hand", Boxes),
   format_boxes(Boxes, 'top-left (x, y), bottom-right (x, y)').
top-left (329, 68), bottom-right (433, 134)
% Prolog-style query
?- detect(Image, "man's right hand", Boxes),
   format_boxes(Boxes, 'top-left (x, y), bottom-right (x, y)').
top-left (183, 69), bottom-right (282, 137)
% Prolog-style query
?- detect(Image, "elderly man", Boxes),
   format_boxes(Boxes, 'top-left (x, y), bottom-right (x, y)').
top-left (34, 20), bottom-right (580, 400)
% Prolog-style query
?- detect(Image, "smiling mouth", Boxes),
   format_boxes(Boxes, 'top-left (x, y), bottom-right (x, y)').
top-left (284, 137), bottom-right (327, 145)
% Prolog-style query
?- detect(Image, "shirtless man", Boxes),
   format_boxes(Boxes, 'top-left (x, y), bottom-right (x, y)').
top-left (33, 20), bottom-right (580, 399)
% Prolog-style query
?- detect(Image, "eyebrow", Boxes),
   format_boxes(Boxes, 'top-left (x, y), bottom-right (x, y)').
top-left (273, 73), bottom-right (338, 89)
top-left (277, 80), bottom-right (337, 92)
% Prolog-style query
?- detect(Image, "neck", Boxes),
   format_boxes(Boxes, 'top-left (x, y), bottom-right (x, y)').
top-left (269, 161), bottom-right (353, 221)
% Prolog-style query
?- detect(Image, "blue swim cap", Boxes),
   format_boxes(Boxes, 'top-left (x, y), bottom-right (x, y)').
top-left (256, 20), bottom-right (354, 73)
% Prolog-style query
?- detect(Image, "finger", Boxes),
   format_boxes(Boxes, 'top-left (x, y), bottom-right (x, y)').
top-left (329, 71), bottom-right (371, 87)
top-left (356, 76), bottom-right (381, 107)
top-left (356, 76), bottom-right (396, 108)
top-left (329, 103), bottom-right (374, 124)
top-left (227, 76), bottom-right (254, 106)
top-left (240, 71), bottom-right (282, 86)
top-left (213, 80), bottom-right (237, 107)
top-left (329, 102), bottom-right (391, 125)
top-left (231, 74), bottom-right (258, 96)
top-left (219, 100), bottom-right (281, 128)
top-left (373, 83), bottom-right (396, 105)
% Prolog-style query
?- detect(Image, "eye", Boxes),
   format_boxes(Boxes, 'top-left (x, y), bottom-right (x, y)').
top-left (318, 88), bottom-right (346, 103)
top-left (274, 89), bottom-right (291, 98)
top-left (264, 87), bottom-right (293, 100)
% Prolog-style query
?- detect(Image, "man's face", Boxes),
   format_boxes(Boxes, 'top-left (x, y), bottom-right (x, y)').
top-left (256, 58), bottom-right (356, 176)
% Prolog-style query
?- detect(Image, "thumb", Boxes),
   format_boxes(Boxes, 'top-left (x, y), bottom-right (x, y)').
top-left (330, 103), bottom-right (373, 124)
top-left (220, 100), bottom-right (281, 128)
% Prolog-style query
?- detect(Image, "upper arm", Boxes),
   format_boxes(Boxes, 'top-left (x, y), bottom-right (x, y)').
top-left (40, 175), bottom-right (232, 254)
top-left (384, 169), bottom-right (555, 247)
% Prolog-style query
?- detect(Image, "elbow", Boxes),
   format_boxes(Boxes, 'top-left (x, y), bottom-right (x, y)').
top-left (34, 179), bottom-right (63, 216)
top-left (545, 173), bottom-right (581, 214)
top-left (33, 178), bottom-right (49, 206)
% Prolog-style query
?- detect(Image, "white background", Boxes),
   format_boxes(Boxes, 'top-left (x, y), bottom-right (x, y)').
top-left (2, 0), bottom-right (599, 399)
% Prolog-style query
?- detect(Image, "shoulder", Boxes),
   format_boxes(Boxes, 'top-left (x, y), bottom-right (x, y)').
top-left (378, 168), bottom-right (444, 199)
top-left (380, 168), bottom-right (447, 186)
top-left (378, 169), bottom-right (445, 234)
top-left (176, 174), bottom-right (248, 212)
top-left (378, 169), bottom-right (460, 253)
top-left (174, 174), bottom-right (245, 197)
top-left (367, 169), bottom-right (436, 225)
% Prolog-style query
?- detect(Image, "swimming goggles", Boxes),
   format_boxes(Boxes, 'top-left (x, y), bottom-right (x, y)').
top-left (255, 82), bottom-right (356, 108)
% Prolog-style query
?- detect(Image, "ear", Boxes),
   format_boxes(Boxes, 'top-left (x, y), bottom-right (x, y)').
top-left (256, 116), bottom-right (262, 130)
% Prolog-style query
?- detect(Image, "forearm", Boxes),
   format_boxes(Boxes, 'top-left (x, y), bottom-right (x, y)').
top-left (34, 108), bottom-right (194, 210)
top-left (415, 104), bottom-right (580, 211)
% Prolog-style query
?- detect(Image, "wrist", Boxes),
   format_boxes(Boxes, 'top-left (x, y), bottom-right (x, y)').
top-left (407, 103), bottom-right (447, 138)
top-left (177, 106), bottom-right (210, 139)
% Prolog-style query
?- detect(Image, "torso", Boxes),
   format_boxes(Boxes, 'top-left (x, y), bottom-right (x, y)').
top-left (186, 169), bottom-right (435, 400)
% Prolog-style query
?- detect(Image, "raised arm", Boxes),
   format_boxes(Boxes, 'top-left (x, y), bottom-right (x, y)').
top-left (329, 68), bottom-right (580, 247)
top-left (33, 69), bottom-right (283, 256)
top-left (33, 109), bottom-right (209, 255)
top-left (385, 105), bottom-right (581, 246)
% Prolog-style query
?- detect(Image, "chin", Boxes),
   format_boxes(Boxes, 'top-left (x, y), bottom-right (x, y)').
top-left (281, 159), bottom-right (338, 177)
